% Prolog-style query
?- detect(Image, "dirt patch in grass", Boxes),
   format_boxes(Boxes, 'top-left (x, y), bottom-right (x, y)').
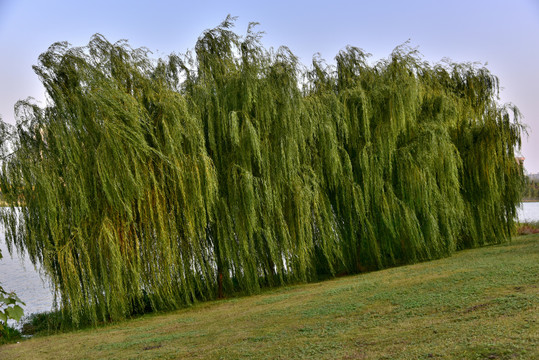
top-left (142, 344), bottom-right (162, 351)
top-left (463, 302), bottom-right (491, 313)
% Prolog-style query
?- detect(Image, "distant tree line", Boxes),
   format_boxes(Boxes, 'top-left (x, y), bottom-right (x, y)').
top-left (523, 178), bottom-right (539, 200)
top-left (0, 17), bottom-right (524, 327)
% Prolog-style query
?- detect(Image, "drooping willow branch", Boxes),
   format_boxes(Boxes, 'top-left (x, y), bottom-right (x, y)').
top-left (0, 17), bottom-right (524, 326)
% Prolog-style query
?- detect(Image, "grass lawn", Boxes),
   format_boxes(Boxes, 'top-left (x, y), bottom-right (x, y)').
top-left (1, 235), bottom-right (537, 359)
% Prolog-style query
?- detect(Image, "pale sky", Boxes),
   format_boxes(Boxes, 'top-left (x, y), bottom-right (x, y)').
top-left (1, 0), bottom-right (538, 172)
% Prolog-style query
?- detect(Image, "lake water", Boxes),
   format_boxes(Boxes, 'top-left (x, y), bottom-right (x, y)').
top-left (517, 201), bottom-right (539, 222)
top-left (0, 232), bottom-right (55, 322)
top-left (1, 201), bottom-right (539, 322)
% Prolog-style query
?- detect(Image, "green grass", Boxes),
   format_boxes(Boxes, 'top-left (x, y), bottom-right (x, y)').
top-left (1, 235), bottom-right (538, 359)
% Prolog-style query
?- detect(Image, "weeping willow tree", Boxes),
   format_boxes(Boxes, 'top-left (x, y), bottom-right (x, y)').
top-left (0, 17), bottom-right (524, 326)
top-left (0, 37), bottom-right (220, 324)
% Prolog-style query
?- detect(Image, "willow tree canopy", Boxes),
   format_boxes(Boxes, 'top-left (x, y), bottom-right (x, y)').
top-left (0, 17), bottom-right (524, 326)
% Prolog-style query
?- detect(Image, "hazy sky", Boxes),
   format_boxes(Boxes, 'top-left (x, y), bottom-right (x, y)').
top-left (1, 0), bottom-right (538, 172)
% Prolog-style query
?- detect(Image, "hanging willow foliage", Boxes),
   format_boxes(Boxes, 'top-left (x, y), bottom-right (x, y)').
top-left (0, 17), bottom-right (524, 326)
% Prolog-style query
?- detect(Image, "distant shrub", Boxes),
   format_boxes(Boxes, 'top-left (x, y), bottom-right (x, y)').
top-left (516, 221), bottom-right (539, 235)
top-left (20, 310), bottom-right (65, 336)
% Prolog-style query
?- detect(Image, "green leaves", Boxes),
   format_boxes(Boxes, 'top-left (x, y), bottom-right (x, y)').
top-left (0, 18), bottom-right (523, 328)
top-left (5, 305), bottom-right (24, 322)
top-left (0, 285), bottom-right (26, 334)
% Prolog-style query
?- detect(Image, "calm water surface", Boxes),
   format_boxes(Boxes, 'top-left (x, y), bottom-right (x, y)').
top-left (1, 202), bottom-right (539, 320)
top-left (517, 201), bottom-right (539, 222)
top-left (0, 232), bottom-right (54, 320)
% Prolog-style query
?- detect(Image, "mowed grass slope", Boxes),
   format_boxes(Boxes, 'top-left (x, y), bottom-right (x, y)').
top-left (1, 235), bottom-right (538, 360)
